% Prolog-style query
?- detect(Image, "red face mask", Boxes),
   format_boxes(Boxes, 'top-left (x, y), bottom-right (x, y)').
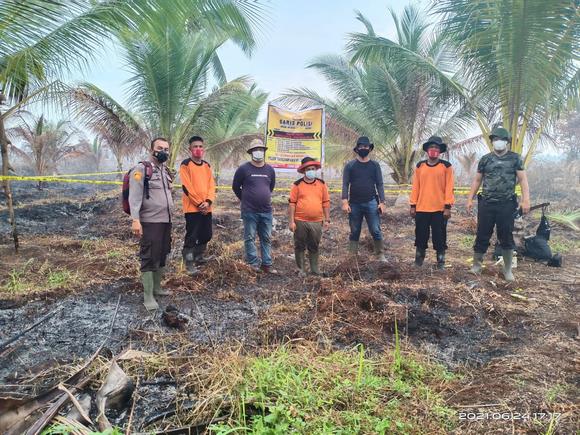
top-left (192, 148), bottom-right (204, 159)
top-left (427, 148), bottom-right (440, 159)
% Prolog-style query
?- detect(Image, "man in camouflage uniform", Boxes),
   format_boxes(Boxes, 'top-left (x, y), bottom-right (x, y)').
top-left (467, 127), bottom-right (531, 281)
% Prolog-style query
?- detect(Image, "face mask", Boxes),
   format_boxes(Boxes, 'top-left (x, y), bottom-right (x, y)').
top-left (153, 150), bottom-right (169, 163)
top-left (493, 139), bottom-right (508, 152)
top-left (252, 150), bottom-right (265, 161)
top-left (427, 148), bottom-right (440, 159)
top-left (305, 169), bottom-right (317, 179)
top-left (356, 148), bottom-right (370, 158)
top-left (192, 148), bottom-right (204, 159)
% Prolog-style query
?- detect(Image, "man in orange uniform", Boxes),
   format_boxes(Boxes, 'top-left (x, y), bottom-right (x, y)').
top-left (288, 157), bottom-right (331, 276)
top-left (179, 136), bottom-right (216, 274)
top-left (409, 136), bottom-right (454, 269)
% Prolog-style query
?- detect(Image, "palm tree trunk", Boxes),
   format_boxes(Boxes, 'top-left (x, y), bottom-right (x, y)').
top-left (0, 110), bottom-right (19, 252)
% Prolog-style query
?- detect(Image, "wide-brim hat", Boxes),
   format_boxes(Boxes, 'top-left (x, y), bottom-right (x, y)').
top-left (246, 138), bottom-right (267, 153)
top-left (353, 136), bottom-right (374, 151)
top-left (298, 156), bottom-right (321, 173)
top-left (422, 136), bottom-right (447, 153)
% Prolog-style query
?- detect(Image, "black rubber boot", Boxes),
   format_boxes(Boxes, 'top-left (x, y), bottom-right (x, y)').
top-left (414, 248), bottom-right (426, 266)
top-left (436, 251), bottom-right (445, 270)
top-left (182, 248), bottom-right (199, 275)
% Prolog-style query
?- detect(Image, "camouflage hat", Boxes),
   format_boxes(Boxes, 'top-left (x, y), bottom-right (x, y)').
top-left (489, 127), bottom-right (511, 141)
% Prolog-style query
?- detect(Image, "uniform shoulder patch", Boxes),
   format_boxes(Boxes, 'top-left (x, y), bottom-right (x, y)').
top-left (180, 158), bottom-right (192, 166)
top-left (133, 170), bottom-right (142, 181)
top-left (441, 159), bottom-right (452, 168)
top-left (416, 160), bottom-right (427, 168)
top-left (293, 178), bottom-right (304, 186)
top-left (316, 178), bottom-right (326, 184)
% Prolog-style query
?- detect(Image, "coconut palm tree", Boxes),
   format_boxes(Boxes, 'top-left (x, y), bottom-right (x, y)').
top-left (284, 6), bottom-right (472, 184)
top-left (69, 24), bottom-right (261, 169)
top-left (435, 0), bottom-right (580, 164)
top-left (8, 113), bottom-right (78, 188)
top-left (202, 84), bottom-right (268, 182)
top-left (0, 0), bottom-right (265, 250)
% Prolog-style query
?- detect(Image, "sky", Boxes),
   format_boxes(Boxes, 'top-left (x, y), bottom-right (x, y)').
top-left (79, 0), bottom-right (426, 117)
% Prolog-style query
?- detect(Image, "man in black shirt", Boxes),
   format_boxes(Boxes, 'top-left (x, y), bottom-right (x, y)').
top-left (341, 136), bottom-right (386, 261)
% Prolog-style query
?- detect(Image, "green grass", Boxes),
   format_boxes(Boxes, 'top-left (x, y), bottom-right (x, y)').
top-left (41, 425), bottom-right (123, 435)
top-left (210, 341), bottom-right (456, 434)
top-left (459, 235), bottom-right (475, 249)
top-left (548, 236), bottom-right (580, 255)
top-left (1, 262), bottom-right (79, 295)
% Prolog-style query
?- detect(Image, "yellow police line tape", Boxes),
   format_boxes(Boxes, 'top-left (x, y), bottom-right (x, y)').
top-left (0, 175), bottom-right (484, 195)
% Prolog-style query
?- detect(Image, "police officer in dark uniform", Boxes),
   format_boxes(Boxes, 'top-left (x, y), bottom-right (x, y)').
top-left (467, 127), bottom-right (531, 281)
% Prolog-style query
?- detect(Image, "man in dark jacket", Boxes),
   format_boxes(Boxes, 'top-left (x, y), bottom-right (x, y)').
top-left (341, 136), bottom-right (386, 261)
top-left (467, 127), bottom-right (531, 281)
top-left (129, 137), bottom-right (174, 311)
top-left (232, 139), bottom-right (277, 273)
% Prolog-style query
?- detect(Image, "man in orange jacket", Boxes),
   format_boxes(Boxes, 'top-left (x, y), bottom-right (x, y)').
top-left (179, 136), bottom-right (216, 274)
top-left (409, 136), bottom-right (454, 269)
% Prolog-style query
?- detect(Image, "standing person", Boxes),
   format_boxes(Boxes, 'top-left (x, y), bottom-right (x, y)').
top-left (129, 138), bottom-right (174, 311)
top-left (341, 136), bottom-right (387, 262)
top-left (467, 127), bottom-right (531, 281)
top-left (288, 157), bottom-right (331, 276)
top-left (232, 139), bottom-right (277, 273)
top-left (179, 135), bottom-right (216, 275)
top-left (409, 136), bottom-right (454, 269)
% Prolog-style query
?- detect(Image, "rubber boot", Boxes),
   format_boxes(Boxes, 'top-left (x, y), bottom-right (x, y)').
top-left (194, 244), bottom-right (213, 264)
top-left (436, 251), bottom-right (446, 270)
top-left (414, 248), bottom-right (426, 267)
top-left (309, 252), bottom-right (321, 276)
top-left (348, 240), bottom-right (359, 256)
top-left (153, 267), bottom-right (171, 296)
top-left (182, 248), bottom-right (199, 275)
top-left (295, 249), bottom-right (306, 276)
top-left (141, 271), bottom-right (159, 311)
top-left (470, 252), bottom-right (484, 274)
top-left (373, 239), bottom-right (387, 262)
top-left (502, 249), bottom-right (515, 282)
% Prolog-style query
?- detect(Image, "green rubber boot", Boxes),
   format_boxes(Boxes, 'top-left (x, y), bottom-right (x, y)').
top-left (141, 271), bottom-right (159, 311)
top-left (502, 249), bottom-right (515, 282)
top-left (373, 240), bottom-right (387, 262)
top-left (153, 267), bottom-right (171, 296)
top-left (295, 249), bottom-right (306, 276)
top-left (309, 252), bottom-right (321, 276)
top-left (348, 240), bottom-right (359, 256)
top-left (470, 252), bottom-right (484, 274)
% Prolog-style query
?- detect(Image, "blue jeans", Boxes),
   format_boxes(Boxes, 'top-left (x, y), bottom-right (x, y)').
top-left (349, 199), bottom-right (383, 241)
top-left (242, 212), bottom-right (273, 266)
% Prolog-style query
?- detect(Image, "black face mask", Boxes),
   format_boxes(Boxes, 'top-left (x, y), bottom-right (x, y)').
top-left (355, 148), bottom-right (370, 158)
top-left (153, 150), bottom-right (169, 163)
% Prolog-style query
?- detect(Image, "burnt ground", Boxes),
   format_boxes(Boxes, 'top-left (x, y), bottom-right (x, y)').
top-left (0, 182), bottom-right (579, 434)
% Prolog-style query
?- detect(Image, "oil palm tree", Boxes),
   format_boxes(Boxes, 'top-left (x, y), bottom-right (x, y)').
top-left (284, 6), bottom-right (472, 184)
top-left (435, 0), bottom-right (579, 164)
top-left (8, 113), bottom-right (78, 188)
top-left (0, 0), bottom-right (265, 250)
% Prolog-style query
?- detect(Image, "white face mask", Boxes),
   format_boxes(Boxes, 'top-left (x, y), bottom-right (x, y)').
top-left (493, 139), bottom-right (508, 152)
top-left (305, 169), bottom-right (317, 179)
top-left (252, 149), bottom-right (265, 161)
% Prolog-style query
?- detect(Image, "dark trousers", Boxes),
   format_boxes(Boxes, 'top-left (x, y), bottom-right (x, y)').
top-left (140, 222), bottom-right (172, 272)
top-left (294, 221), bottom-right (323, 254)
top-left (184, 212), bottom-right (212, 248)
top-left (473, 196), bottom-right (517, 253)
top-left (415, 211), bottom-right (447, 252)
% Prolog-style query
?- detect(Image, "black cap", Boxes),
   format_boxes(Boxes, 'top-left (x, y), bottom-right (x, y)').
top-left (354, 136), bottom-right (374, 151)
top-left (422, 136), bottom-right (447, 153)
